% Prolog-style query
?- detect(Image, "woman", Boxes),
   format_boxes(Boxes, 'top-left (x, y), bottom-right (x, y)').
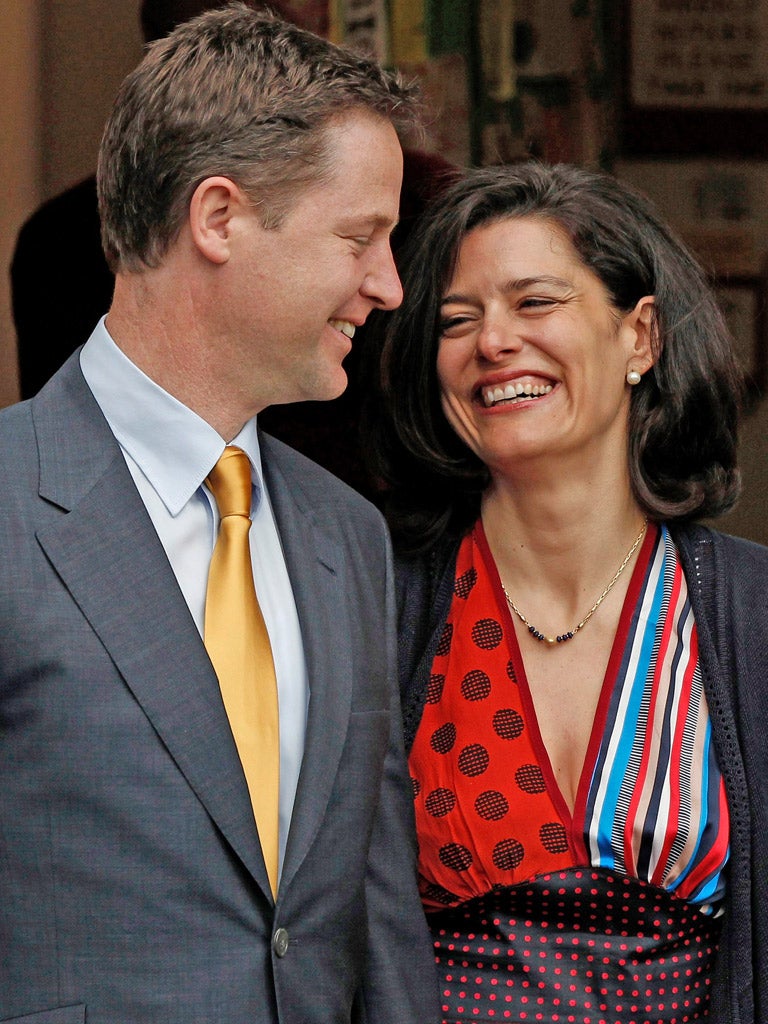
top-left (371, 163), bottom-right (768, 1023)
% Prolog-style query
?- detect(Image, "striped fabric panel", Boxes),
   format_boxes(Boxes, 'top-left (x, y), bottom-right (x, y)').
top-left (582, 525), bottom-right (729, 908)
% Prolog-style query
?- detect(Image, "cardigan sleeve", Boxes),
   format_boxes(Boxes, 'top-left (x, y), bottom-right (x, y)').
top-left (673, 522), bottom-right (768, 1024)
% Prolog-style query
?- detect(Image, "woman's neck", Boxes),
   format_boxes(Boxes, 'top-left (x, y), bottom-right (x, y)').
top-left (480, 465), bottom-right (647, 615)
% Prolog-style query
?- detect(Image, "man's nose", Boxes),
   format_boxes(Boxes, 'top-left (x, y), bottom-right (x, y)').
top-left (363, 242), bottom-right (403, 311)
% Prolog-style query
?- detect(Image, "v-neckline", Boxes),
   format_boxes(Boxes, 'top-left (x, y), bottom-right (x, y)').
top-left (475, 520), bottom-right (659, 842)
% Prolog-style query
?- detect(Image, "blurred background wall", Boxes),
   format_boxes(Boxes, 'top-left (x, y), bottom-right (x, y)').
top-left (0, 0), bottom-right (143, 410)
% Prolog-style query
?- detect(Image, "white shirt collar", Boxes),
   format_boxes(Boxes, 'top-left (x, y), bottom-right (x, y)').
top-left (79, 317), bottom-right (264, 517)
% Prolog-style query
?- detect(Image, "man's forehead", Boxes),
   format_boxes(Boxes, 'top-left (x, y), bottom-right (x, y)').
top-left (316, 113), bottom-right (403, 190)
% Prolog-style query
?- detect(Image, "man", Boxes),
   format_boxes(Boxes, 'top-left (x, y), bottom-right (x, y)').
top-left (0, 6), bottom-right (439, 1023)
top-left (11, 0), bottom-right (456, 499)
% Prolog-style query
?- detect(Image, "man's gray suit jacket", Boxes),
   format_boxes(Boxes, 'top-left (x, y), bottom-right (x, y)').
top-left (0, 354), bottom-right (438, 1024)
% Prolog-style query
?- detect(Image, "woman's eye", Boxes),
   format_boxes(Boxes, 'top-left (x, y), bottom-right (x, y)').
top-left (439, 315), bottom-right (474, 334)
top-left (519, 296), bottom-right (556, 310)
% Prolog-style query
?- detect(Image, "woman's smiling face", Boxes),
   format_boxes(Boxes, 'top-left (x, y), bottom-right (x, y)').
top-left (436, 214), bottom-right (653, 477)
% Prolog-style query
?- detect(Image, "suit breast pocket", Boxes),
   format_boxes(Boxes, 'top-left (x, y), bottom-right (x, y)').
top-left (1, 1005), bottom-right (86, 1024)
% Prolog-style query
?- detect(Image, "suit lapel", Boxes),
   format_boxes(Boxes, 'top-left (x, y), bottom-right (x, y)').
top-left (261, 438), bottom-right (354, 892)
top-left (32, 362), bottom-right (273, 898)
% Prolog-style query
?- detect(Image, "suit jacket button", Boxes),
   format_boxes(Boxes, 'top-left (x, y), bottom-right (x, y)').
top-left (273, 927), bottom-right (290, 958)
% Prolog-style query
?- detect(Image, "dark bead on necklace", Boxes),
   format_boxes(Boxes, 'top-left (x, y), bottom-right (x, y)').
top-left (502, 518), bottom-right (648, 649)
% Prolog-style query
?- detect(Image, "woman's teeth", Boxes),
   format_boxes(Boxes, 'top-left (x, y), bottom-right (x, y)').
top-left (482, 381), bottom-right (553, 408)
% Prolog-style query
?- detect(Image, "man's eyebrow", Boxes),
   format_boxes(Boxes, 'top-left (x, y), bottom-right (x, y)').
top-left (338, 212), bottom-right (400, 232)
top-left (441, 275), bottom-right (572, 305)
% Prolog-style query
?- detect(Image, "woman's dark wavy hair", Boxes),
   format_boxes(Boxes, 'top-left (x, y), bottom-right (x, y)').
top-left (369, 161), bottom-right (743, 554)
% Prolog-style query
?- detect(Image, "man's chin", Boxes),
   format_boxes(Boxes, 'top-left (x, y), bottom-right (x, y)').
top-left (274, 369), bottom-right (349, 406)
top-left (314, 362), bottom-right (350, 402)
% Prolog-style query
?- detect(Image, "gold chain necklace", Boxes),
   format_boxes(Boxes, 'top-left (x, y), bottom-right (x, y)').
top-left (501, 519), bottom-right (648, 647)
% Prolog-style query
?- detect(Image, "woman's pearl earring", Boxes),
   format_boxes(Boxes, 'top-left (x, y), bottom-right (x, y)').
top-left (626, 369), bottom-right (642, 385)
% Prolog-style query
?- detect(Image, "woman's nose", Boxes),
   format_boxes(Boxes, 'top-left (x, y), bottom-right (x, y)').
top-left (475, 315), bottom-right (522, 360)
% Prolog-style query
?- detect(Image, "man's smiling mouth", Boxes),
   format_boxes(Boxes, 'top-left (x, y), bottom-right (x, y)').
top-left (329, 319), bottom-right (356, 339)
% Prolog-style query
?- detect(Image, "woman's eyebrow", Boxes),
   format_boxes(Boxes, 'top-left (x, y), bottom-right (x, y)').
top-left (500, 275), bottom-right (572, 292)
top-left (441, 275), bottom-right (572, 306)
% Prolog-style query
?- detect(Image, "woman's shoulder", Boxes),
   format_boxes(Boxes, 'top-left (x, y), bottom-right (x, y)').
top-left (394, 534), bottom-right (462, 662)
top-left (672, 520), bottom-right (768, 572)
top-left (394, 534), bottom-right (462, 604)
top-left (671, 521), bottom-right (768, 642)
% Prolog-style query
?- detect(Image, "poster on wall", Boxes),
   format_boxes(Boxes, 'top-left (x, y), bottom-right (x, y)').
top-left (622, 0), bottom-right (768, 156)
top-left (630, 3), bottom-right (768, 109)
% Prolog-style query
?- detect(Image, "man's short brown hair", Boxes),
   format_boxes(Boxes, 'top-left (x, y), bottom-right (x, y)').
top-left (98, 2), bottom-right (417, 272)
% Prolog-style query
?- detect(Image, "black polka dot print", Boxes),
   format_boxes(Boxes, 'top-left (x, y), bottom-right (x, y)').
top-left (427, 788), bottom-right (457, 817)
top-left (457, 743), bottom-right (490, 777)
top-left (515, 763), bottom-right (547, 794)
top-left (540, 820), bottom-right (570, 854)
top-left (454, 567), bottom-right (478, 599)
top-left (431, 723), bottom-right (457, 754)
top-left (431, 869), bottom-right (722, 1024)
top-left (471, 617), bottom-right (504, 650)
top-left (427, 673), bottom-right (446, 704)
top-left (436, 621), bottom-right (454, 656)
top-left (474, 790), bottom-right (509, 821)
top-left (439, 843), bottom-right (473, 872)
top-left (422, 881), bottom-right (462, 906)
top-left (410, 528), bottom-right (576, 915)
top-left (492, 837), bottom-right (525, 871)
top-left (492, 707), bottom-right (525, 740)
top-left (460, 669), bottom-right (492, 702)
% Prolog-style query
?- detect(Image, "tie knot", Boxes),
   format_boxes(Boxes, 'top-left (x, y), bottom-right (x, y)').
top-left (206, 446), bottom-right (252, 519)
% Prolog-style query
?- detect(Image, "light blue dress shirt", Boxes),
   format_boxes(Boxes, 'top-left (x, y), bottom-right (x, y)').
top-left (80, 317), bottom-right (308, 879)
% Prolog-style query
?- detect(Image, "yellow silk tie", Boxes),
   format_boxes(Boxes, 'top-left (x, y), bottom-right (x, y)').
top-left (204, 446), bottom-right (280, 897)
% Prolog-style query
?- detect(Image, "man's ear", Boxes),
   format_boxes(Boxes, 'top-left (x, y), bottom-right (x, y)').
top-left (623, 295), bottom-right (657, 372)
top-left (188, 176), bottom-right (245, 265)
